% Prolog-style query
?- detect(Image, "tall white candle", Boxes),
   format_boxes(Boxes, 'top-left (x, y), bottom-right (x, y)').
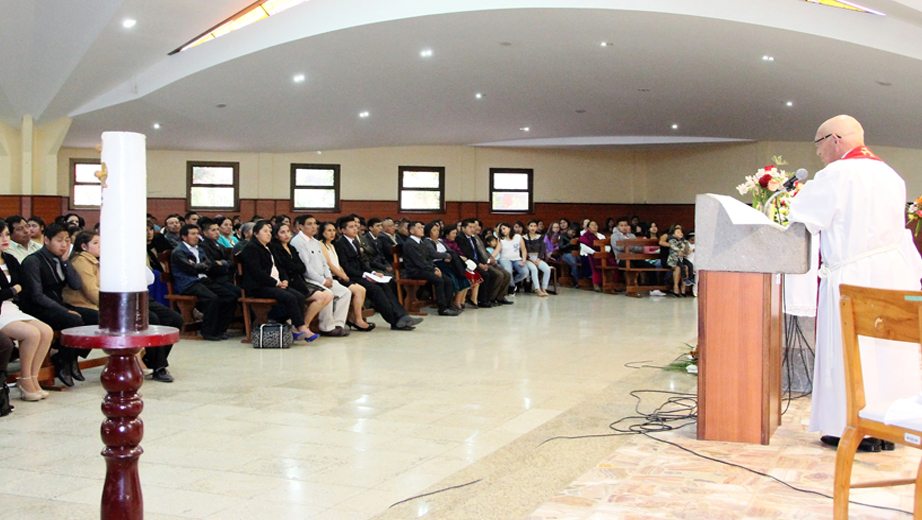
top-left (99, 132), bottom-right (148, 293)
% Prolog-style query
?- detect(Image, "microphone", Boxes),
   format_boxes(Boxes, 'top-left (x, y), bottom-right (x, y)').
top-left (783, 168), bottom-right (808, 191)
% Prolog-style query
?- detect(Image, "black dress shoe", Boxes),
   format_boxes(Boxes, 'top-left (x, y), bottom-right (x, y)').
top-left (70, 359), bottom-right (85, 382)
top-left (52, 355), bottom-right (74, 387)
top-left (390, 324), bottom-right (416, 331)
top-left (396, 316), bottom-right (424, 328)
top-left (319, 327), bottom-right (347, 337)
top-left (821, 435), bottom-right (882, 452)
top-left (476, 302), bottom-right (494, 308)
top-left (438, 308), bottom-right (461, 316)
top-left (151, 368), bottom-right (174, 383)
top-left (202, 334), bottom-right (224, 341)
top-left (496, 299), bottom-right (514, 305)
top-left (346, 321), bottom-right (375, 332)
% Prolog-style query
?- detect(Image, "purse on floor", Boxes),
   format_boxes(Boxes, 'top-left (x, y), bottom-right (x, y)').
top-left (251, 323), bottom-right (293, 349)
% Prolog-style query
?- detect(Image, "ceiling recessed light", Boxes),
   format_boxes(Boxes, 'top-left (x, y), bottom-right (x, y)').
top-left (475, 93), bottom-right (483, 99)
top-left (786, 101), bottom-right (794, 107)
top-left (671, 124), bottom-right (679, 130)
top-left (317, 151), bottom-right (322, 155)
top-left (152, 123), bottom-right (161, 130)
top-left (359, 111), bottom-right (370, 118)
top-left (420, 49), bottom-right (433, 57)
top-left (122, 19), bottom-right (136, 28)
top-left (762, 55), bottom-right (774, 61)
top-left (600, 42), bottom-right (611, 47)
top-left (293, 74), bottom-right (305, 83)
top-left (520, 127), bottom-right (530, 132)
top-left (215, 103), bottom-right (227, 109)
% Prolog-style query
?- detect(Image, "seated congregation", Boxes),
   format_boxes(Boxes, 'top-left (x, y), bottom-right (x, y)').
top-left (0, 209), bottom-right (692, 416)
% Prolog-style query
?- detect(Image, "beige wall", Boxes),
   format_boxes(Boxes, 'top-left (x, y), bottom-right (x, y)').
top-left (53, 141), bottom-right (922, 204)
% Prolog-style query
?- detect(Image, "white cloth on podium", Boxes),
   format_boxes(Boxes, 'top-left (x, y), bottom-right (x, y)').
top-left (783, 233), bottom-right (819, 317)
top-left (788, 152), bottom-right (922, 436)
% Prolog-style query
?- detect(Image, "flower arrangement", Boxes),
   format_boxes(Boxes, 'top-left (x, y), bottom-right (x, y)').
top-left (661, 344), bottom-right (698, 375)
top-left (909, 194), bottom-right (922, 236)
top-left (735, 158), bottom-right (800, 225)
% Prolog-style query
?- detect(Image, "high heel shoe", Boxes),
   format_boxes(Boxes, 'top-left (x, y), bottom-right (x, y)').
top-left (346, 321), bottom-right (376, 332)
top-left (17, 378), bottom-right (44, 402)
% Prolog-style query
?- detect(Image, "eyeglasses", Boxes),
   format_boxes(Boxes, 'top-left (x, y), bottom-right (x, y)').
top-left (814, 133), bottom-right (834, 146)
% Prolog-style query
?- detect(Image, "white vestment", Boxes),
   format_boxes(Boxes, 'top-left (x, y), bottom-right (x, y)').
top-left (788, 151), bottom-right (922, 435)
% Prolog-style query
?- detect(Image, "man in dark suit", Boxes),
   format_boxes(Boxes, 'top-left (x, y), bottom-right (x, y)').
top-left (402, 221), bottom-right (459, 316)
top-left (455, 218), bottom-right (512, 307)
top-left (18, 224), bottom-right (97, 386)
top-left (170, 224), bottom-right (238, 340)
top-left (361, 217), bottom-right (394, 273)
top-left (377, 218), bottom-right (398, 259)
top-left (198, 218), bottom-right (242, 294)
top-left (334, 217), bottom-right (421, 330)
top-left (473, 219), bottom-right (514, 304)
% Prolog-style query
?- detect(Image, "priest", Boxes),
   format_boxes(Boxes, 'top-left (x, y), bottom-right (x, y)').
top-left (788, 115), bottom-right (922, 451)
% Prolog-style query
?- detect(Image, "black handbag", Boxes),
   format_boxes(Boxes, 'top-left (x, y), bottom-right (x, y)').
top-left (251, 323), bottom-right (292, 349)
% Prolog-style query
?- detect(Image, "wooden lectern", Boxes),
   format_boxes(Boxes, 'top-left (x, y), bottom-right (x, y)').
top-left (694, 194), bottom-right (811, 445)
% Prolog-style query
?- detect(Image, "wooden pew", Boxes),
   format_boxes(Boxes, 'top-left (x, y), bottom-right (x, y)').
top-left (391, 244), bottom-right (430, 316)
top-left (614, 238), bottom-right (672, 297)
top-left (233, 258), bottom-right (279, 344)
top-left (6, 331), bottom-right (110, 391)
top-left (158, 250), bottom-right (202, 340)
top-left (592, 238), bottom-right (620, 293)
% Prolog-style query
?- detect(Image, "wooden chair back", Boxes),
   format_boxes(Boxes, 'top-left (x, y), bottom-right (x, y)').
top-left (835, 283), bottom-right (922, 519)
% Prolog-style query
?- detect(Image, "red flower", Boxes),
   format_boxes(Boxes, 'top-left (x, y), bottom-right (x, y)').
top-left (764, 165), bottom-right (774, 171)
top-left (759, 174), bottom-right (772, 188)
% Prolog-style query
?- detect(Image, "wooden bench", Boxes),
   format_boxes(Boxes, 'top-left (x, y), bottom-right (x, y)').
top-left (233, 259), bottom-right (279, 344)
top-left (614, 238), bottom-right (672, 297)
top-left (391, 244), bottom-right (431, 316)
top-left (158, 250), bottom-right (202, 340)
top-left (592, 238), bottom-right (621, 293)
top-left (6, 331), bottom-right (110, 391)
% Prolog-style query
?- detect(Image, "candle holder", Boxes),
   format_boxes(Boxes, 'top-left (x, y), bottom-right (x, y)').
top-left (61, 292), bottom-right (178, 520)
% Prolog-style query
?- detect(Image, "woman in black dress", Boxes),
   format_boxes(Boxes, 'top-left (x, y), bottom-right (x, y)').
top-left (238, 221), bottom-right (323, 342)
top-left (269, 223), bottom-right (335, 335)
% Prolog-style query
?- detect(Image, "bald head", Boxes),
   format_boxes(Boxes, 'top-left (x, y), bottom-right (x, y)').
top-left (815, 115), bottom-right (865, 165)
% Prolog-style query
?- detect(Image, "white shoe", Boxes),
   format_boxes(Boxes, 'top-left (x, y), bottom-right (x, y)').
top-left (143, 368), bottom-right (154, 376)
top-left (649, 290), bottom-right (666, 296)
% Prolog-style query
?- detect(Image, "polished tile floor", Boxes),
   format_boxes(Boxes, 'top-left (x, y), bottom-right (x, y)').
top-left (525, 397), bottom-right (920, 520)
top-left (0, 289), bottom-right (698, 520)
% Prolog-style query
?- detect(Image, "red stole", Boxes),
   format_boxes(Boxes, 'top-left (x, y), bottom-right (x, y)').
top-left (840, 146), bottom-right (883, 162)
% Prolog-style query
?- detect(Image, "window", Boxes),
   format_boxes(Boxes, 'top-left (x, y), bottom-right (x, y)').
top-left (490, 168), bottom-right (533, 213)
top-left (291, 163), bottom-right (340, 212)
top-left (187, 161), bottom-right (239, 211)
top-left (399, 166), bottom-right (445, 212)
top-left (70, 159), bottom-right (102, 209)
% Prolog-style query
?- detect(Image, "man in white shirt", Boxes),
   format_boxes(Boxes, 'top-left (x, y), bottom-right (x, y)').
top-left (6, 215), bottom-right (42, 262)
top-left (290, 215), bottom-right (352, 334)
top-left (789, 115), bottom-right (922, 451)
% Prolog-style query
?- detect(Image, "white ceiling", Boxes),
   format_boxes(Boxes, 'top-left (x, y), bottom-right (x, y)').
top-left (2, 0), bottom-right (922, 152)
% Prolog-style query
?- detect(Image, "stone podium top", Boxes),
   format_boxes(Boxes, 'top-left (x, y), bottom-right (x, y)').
top-left (695, 193), bottom-right (810, 274)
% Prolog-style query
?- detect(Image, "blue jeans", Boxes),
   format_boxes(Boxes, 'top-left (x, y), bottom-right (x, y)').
top-left (561, 253), bottom-right (581, 281)
top-left (498, 258), bottom-right (529, 286)
top-left (525, 259), bottom-right (551, 290)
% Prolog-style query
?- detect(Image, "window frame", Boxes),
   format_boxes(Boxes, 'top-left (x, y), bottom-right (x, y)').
top-left (489, 167), bottom-right (534, 214)
top-left (186, 160), bottom-right (240, 211)
top-left (69, 158), bottom-right (103, 210)
top-left (290, 163), bottom-right (341, 212)
top-left (398, 165), bottom-right (446, 213)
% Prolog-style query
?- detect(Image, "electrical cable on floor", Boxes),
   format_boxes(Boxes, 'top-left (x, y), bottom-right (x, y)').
top-left (781, 314), bottom-right (815, 415)
top-left (387, 478), bottom-right (483, 509)
top-left (540, 388), bottom-right (911, 516)
top-left (643, 433), bottom-right (911, 516)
